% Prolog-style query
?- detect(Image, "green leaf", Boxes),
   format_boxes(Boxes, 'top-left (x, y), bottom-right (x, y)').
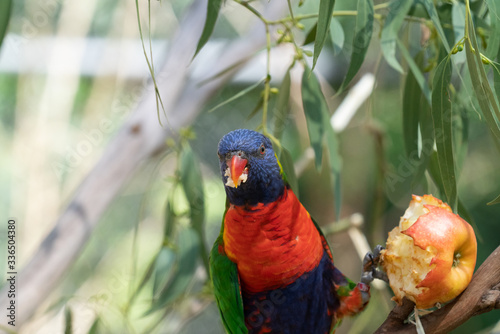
top-left (64, 306), bottom-right (72, 334)
top-left (418, 0), bottom-right (451, 53)
top-left (303, 23), bottom-right (317, 46)
top-left (487, 194), bottom-right (500, 205)
top-left (87, 318), bottom-right (99, 334)
top-left (431, 55), bottom-right (457, 211)
top-left (0, 0), bottom-right (11, 48)
top-left (339, 0), bottom-right (374, 91)
top-left (152, 247), bottom-right (176, 298)
top-left (180, 145), bottom-right (205, 233)
top-left (326, 129), bottom-right (342, 220)
top-left (301, 66), bottom-right (330, 170)
top-left (397, 39), bottom-right (431, 104)
top-left (164, 200), bottom-right (176, 239)
top-left (193, 0), bottom-right (223, 59)
top-left (148, 228), bottom-right (200, 314)
top-left (412, 92), bottom-right (433, 188)
top-left (464, 14), bottom-right (500, 141)
top-left (380, 0), bottom-right (413, 73)
top-left (279, 147), bottom-right (299, 196)
top-left (273, 69), bottom-right (292, 141)
top-left (313, 0), bottom-right (336, 69)
top-left (180, 144), bottom-right (209, 271)
top-left (402, 51), bottom-right (423, 157)
top-left (485, 0), bottom-right (500, 60)
top-left (208, 77), bottom-right (266, 113)
top-left (330, 18), bottom-right (345, 55)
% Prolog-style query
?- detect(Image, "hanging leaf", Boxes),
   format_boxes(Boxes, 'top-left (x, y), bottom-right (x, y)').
top-left (0, 0), bottom-right (11, 48)
top-left (397, 39), bottom-right (431, 104)
top-left (485, 0), bottom-right (500, 60)
top-left (464, 13), bottom-right (500, 141)
top-left (303, 23), bottom-right (317, 46)
top-left (431, 55), bottom-right (457, 211)
top-left (330, 18), bottom-right (345, 55)
top-left (487, 194), bottom-right (500, 205)
top-left (273, 68), bottom-right (292, 140)
top-left (64, 306), bottom-right (73, 334)
top-left (147, 228), bottom-right (200, 314)
top-left (180, 144), bottom-right (209, 271)
top-left (428, 153), bottom-right (481, 239)
top-left (418, 0), bottom-right (451, 52)
top-left (152, 247), bottom-right (177, 298)
top-left (403, 51), bottom-right (423, 157)
top-left (380, 0), bottom-right (413, 73)
top-left (301, 66), bottom-right (329, 170)
top-left (87, 317), bottom-right (99, 334)
top-left (326, 129), bottom-right (342, 220)
top-left (164, 200), bottom-right (176, 240)
top-left (208, 77), bottom-right (266, 113)
top-left (245, 96), bottom-right (264, 121)
top-left (279, 147), bottom-right (299, 196)
top-left (338, 0), bottom-right (374, 91)
top-left (193, 0), bottom-right (223, 59)
top-left (313, 0), bottom-right (336, 69)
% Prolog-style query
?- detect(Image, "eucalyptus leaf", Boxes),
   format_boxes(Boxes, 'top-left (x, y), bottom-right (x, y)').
top-left (64, 306), bottom-right (72, 334)
top-left (279, 147), bottom-right (299, 196)
top-left (485, 0), bottom-right (500, 60)
top-left (487, 194), bottom-right (500, 205)
top-left (152, 247), bottom-right (177, 298)
top-left (339, 0), bottom-right (374, 91)
top-left (180, 144), bottom-right (209, 271)
top-left (380, 0), bottom-right (413, 73)
top-left (148, 228), bottom-right (200, 314)
top-left (330, 18), bottom-right (345, 55)
top-left (397, 39), bottom-right (431, 104)
top-left (87, 318), bottom-right (99, 334)
top-left (208, 77), bottom-right (266, 113)
top-left (194, 0), bottom-right (223, 59)
top-left (464, 14), bottom-right (500, 141)
top-left (303, 23), bottom-right (317, 46)
top-left (451, 2), bottom-right (466, 65)
top-left (326, 129), bottom-right (342, 220)
top-left (313, 0), bottom-right (336, 69)
top-left (301, 66), bottom-right (330, 170)
top-left (403, 51), bottom-right (423, 157)
top-left (0, 0), bottom-right (11, 48)
top-left (431, 55), bottom-right (457, 211)
top-left (418, 0), bottom-right (451, 52)
top-left (164, 200), bottom-right (176, 239)
top-left (273, 68), bottom-right (292, 141)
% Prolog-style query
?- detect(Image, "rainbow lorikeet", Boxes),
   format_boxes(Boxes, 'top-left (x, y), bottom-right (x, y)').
top-left (210, 129), bottom-right (381, 334)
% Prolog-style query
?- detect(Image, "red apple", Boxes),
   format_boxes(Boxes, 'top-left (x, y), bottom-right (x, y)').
top-left (381, 194), bottom-right (477, 309)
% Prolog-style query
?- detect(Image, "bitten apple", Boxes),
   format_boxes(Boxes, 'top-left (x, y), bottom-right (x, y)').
top-left (381, 194), bottom-right (477, 309)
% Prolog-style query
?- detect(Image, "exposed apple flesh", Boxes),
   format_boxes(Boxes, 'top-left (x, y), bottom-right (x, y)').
top-left (381, 195), bottom-right (477, 309)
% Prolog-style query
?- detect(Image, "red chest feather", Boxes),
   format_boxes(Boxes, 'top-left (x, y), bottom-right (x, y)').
top-left (223, 188), bottom-right (324, 293)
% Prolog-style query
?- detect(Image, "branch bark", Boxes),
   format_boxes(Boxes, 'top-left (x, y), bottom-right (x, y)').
top-left (375, 246), bottom-right (500, 333)
top-left (0, 0), bottom-right (287, 329)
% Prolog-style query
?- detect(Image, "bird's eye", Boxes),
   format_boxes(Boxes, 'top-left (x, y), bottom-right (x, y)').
top-left (259, 144), bottom-right (266, 155)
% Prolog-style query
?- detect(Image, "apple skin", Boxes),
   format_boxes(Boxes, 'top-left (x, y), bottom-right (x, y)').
top-left (381, 195), bottom-right (477, 310)
top-left (403, 205), bottom-right (477, 309)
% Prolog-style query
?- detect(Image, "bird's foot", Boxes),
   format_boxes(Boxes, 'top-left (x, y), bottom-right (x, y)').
top-left (361, 245), bottom-right (388, 284)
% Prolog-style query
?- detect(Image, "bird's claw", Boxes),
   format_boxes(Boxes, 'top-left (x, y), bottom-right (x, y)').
top-left (361, 245), bottom-right (388, 284)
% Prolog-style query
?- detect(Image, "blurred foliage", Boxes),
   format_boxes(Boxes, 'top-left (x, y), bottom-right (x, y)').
top-left (1, 0), bottom-right (500, 333)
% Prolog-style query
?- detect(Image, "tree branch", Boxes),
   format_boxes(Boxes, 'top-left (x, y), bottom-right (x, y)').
top-left (375, 246), bottom-right (500, 333)
top-left (0, 0), bottom-right (287, 328)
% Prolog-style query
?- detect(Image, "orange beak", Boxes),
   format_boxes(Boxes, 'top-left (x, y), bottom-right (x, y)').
top-left (229, 155), bottom-right (248, 188)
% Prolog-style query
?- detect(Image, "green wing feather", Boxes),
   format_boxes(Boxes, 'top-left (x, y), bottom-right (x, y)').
top-left (210, 203), bottom-right (248, 334)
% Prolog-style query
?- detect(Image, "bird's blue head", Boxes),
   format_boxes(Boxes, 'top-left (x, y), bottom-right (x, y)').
top-left (217, 129), bottom-right (285, 206)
